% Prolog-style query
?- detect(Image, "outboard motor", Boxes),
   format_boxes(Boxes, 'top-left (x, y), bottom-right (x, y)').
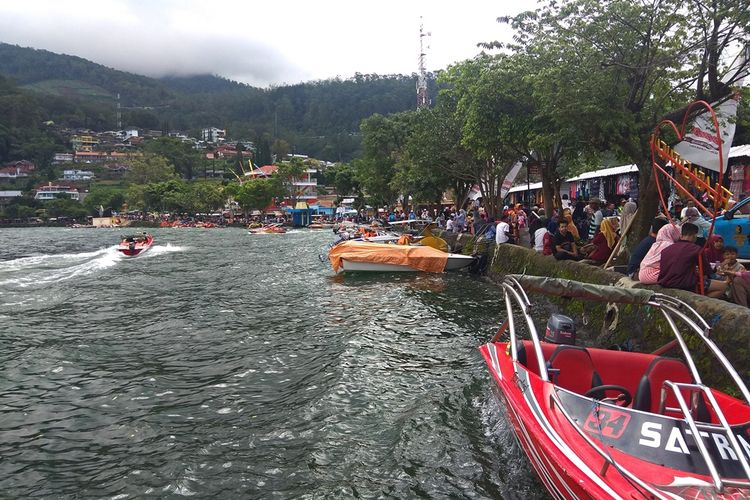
top-left (544, 314), bottom-right (576, 345)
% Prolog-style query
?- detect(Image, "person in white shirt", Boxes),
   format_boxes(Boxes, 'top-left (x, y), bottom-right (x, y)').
top-left (680, 200), bottom-right (695, 219)
top-left (446, 217), bottom-right (454, 232)
top-left (495, 216), bottom-right (511, 244)
top-left (534, 226), bottom-right (548, 252)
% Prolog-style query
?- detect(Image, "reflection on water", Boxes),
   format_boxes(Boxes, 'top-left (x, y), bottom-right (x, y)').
top-left (0, 228), bottom-right (546, 498)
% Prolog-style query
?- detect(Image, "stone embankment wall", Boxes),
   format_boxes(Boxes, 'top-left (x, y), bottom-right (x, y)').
top-left (439, 230), bottom-right (750, 390)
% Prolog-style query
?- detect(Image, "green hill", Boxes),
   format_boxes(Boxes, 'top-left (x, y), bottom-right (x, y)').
top-left (22, 79), bottom-right (114, 101)
top-left (0, 43), bottom-right (435, 162)
top-left (0, 43), bottom-right (173, 106)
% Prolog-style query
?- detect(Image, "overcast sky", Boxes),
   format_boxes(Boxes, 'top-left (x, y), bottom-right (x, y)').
top-left (0, 0), bottom-right (539, 87)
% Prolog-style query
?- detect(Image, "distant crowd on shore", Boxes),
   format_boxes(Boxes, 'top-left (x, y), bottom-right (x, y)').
top-left (480, 196), bottom-right (750, 309)
top-left (356, 194), bottom-right (750, 309)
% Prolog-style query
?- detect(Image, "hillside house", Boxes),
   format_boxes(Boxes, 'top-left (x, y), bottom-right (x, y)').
top-left (34, 183), bottom-right (80, 201)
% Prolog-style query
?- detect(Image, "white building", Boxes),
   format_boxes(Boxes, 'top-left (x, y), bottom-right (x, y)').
top-left (34, 183), bottom-right (80, 201)
top-left (53, 153), bottom-right (74, 163)
top-left (63, 169), bottom-right (95, 181)
top-left (0, 190), bottom-right (23, 207)
top-left (124, 128), bottom-right (139, 139)
top-left (201, 127), bottom-right (226, 143)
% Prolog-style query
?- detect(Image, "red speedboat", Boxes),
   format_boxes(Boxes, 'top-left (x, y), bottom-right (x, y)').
top-left (248, 223), bottom-right (286, 234)
top-left (480, 275), bottom-right (750, 499)
top-left (117, 233), bottom-right (154, 257)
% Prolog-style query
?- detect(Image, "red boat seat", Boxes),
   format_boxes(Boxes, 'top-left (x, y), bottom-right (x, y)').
top-left (547, 345), bottom-right (603, 396)
top-left (633, 357), bottom-right (705, 418)
top-left (514, 341), bottom-right (558, 377)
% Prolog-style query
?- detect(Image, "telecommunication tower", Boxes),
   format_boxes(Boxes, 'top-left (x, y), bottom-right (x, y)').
top-left (416, 17), bottom-right (431, 109)
top-left (116, 93), bottom-right (122, 129)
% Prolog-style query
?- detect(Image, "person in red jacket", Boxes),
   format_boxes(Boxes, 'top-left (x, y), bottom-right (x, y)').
top-left (657, 223), bottom-right (727, 298)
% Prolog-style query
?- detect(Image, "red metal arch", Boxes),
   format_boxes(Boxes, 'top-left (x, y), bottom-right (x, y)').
top-left (649, 100), bottom-right (726, 295)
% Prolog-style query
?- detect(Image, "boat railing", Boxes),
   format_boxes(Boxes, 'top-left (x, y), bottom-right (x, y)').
top-left (661, 381), bottom-right (750, 491)
top-left (497, 275), bottom-right (750, 496)
top-left (501, 276), bottom-right (548, 381)
top-left (548, 391), bottom-right (672, 500)
top-left (499, 275), bottom-right (750, 405)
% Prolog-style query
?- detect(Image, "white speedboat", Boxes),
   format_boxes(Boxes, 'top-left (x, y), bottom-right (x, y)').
top-left (328, 240), bottom-right (475, 273)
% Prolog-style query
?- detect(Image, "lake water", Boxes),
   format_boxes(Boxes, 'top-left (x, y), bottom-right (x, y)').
top-left (0, 228), bottom-right (546, 498)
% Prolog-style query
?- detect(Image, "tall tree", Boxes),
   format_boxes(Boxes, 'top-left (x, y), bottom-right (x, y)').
top-left (500, 0), bottom-right (750, 240)
top-left (441, 57), bottom-right (526, 216)
top-left (127, 154), bottom-right (178, 184)
top-left (145, 137), bottom-right (201, 180)
top-left (357, 113), bottom-right (413, 209)
top-left (275, 157), bottom-right (307, 208)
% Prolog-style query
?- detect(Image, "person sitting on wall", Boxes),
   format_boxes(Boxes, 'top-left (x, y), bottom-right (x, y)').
top-left (529, 216), bottom-right (549, 253)
top-left (579, 217), bottom-right (618, 264)
top-left (553, 219), bottom-right (580, 260)
top-left (721, 267), bottom-right (750, 308)
top-left (657, 222), bottom-right (727, 299)
top-left (627, 217), bottom-right (668, 278)
top-left (682, 207), bottom-right (712, 239)
top-left (586, 199), bottom-right (603, 241)
top-left (495, 215), bottom-right (512, 245)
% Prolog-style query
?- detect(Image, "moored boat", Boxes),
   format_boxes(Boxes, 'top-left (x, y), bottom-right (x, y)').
top-left (117, 233), bottom-right (154, 257)
top-left (328, 240), bottom-right (474, 273)
top-left (480, 275), bottom-right (750, 499)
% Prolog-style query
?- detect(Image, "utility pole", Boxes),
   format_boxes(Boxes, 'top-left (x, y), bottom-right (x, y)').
top-left (416, 17), bottom-right (430, 109)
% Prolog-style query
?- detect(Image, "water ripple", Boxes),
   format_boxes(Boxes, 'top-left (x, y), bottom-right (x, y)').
top-left (0, 227), bottom-right (545, 498)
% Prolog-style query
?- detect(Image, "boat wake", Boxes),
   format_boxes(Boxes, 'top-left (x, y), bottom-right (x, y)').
top-left (0, 247), bottom-right (122, 289)
top-left (142, 244), bottom-right (187, 257)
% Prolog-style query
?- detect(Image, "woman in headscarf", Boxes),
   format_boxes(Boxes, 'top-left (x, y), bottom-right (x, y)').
top-left (572, 201), bottom-right (588, 238)
top-left (704, 234), bottom-right (724, 263)
top-left (561, 208), bottom-right (580, 241)
top-left (454, 209), bottom-right (466, 233)
top-left (614, 200), bottom-right (638, 259)
top-left (638, 223), bottom-right (682, 284)
top-left (620, 201), bottom-right (638, 235)
top-left (581, 217), bottom-right (618, 263)
top-left (682, 207), bottom-right (711, 238)
top-left (723, 269), bottom-right (750, 308)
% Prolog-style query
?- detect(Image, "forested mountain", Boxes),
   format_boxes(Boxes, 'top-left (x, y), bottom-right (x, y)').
top-left (0, 43), bottom-right (436, 162)
top-left (0, 43), bottom-right (173, 106)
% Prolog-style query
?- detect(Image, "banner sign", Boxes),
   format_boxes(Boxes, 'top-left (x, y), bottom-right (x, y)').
top-left (673, 97), bottom-right (738, 174)
top-left (499, 161), bottom-right (523, 199)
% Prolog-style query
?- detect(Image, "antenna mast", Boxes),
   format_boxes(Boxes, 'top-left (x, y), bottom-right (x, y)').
top-left (116, 93), bottom-right (122, 129)
top-left (417, 17), bottom-right (430, 109)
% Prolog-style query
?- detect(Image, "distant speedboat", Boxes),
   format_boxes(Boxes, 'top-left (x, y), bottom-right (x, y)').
top-left (117, 233), bottom-right (154, 257)
top-left (328, 240), bottom-right (474, 273)
top-left (248, 223), bottom-right (286, 234)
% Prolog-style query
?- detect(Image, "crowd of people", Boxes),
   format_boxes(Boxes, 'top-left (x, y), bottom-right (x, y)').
top-left (342, 194), bottom-right (750, 308)
top-left (475, 196), bottom-right (749, 309)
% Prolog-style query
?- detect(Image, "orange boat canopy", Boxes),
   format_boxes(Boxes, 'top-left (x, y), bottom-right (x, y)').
top-left (328, 240), bottom-right (449, 273)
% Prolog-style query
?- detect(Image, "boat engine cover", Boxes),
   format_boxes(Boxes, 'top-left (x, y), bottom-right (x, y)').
top-left (544, 314), bottom-right (576, 345)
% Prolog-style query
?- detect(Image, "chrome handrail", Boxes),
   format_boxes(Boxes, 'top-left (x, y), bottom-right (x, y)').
top-left (663, 381), bottom-right (750, 491)
top-left (549, 390), bottom-right (671, 500)
top-left (501, 281), bottom-right (548, 382)
top-left (491, 276), bottom-right (750, 497)
top-left (657, 302), bottom-right (750, 405)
